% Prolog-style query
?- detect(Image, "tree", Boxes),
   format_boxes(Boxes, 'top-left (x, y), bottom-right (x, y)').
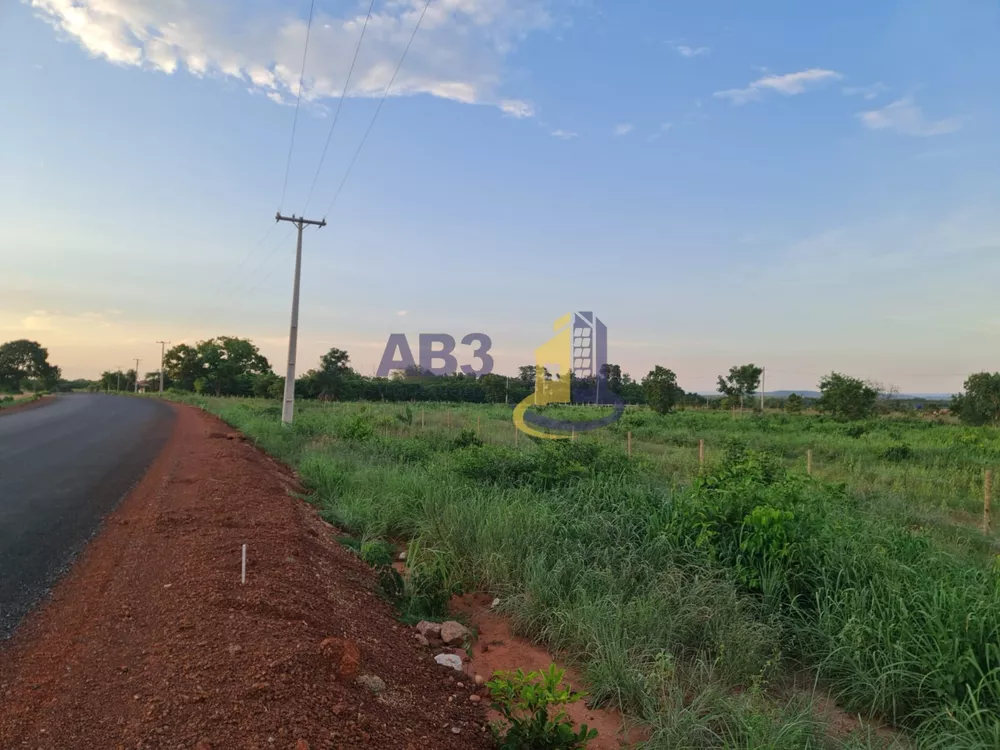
top-left (600, 363), bottom-right (623, 394)
top-left (642, 366), bottom-right (683, 414)
top-left (0, 339), bottom-right (60, 391)
top-left (717, 364), bottom-right (763, 413)
top-left (299, 347), bottom-right (359, 400)
top-left (785, 393), bottom-right (803, 414)
top-left (817, 372), bottom-right (878, 421)
top-left (194, 337), bottom-right (272, 396)
top-left (952, 373), bottom-right (1000, 426)
top-left (163, 344), bottom-right (203, 391)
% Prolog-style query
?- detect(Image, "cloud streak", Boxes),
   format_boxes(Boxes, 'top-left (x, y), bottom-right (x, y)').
top-left (858, 97), bottom-right (965, 137)
top-left (27, 0), bottom-right (547, 115)
top-left (715, 68), bottom-right (842, 105)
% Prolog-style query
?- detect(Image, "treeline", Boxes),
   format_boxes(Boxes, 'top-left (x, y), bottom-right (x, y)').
top-left (76, 334), bottom-right (1000, 425)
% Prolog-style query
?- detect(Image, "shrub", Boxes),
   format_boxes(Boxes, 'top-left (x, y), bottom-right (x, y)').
top-left (880, 442), bottom-right (913, 462)
top-left (488, 664), bottom-right (598, 750)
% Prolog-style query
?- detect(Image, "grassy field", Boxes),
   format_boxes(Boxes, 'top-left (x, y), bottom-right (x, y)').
top-left (171, 396), bottom-right (1000, 749)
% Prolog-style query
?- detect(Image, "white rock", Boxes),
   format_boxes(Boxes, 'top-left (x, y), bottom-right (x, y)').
top-left (434, 653), bottom-right (464, 671)
top-left (398, 551), bottom-right (407, 561)
top-left (490, 597), bottom-right (500, 608)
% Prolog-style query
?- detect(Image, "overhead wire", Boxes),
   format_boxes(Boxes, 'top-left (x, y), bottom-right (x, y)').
top-left (321, 0), bottom-right (432, 220)
top-left (302, 0), bottom-right (377, 214)
top-left (278, 0), bottom-right (318, 212)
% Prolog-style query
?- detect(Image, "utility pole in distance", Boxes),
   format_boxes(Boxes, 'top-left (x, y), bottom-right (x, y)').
top-left (761, 366), bottom-right (765, 411)
top-left (274, 212), bottom-right (327, 425)
top-left (156, 341), bottom-right (170, 394)
top-left (133, 358), bottom-right (141, 393)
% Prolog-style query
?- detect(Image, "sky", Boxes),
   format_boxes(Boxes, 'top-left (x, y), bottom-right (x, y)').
top-left (1, 0), bottom-right (998, 394)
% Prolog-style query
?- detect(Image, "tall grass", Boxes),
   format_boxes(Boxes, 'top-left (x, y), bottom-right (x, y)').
top-left (172, 395), bottom-right (1000, 748)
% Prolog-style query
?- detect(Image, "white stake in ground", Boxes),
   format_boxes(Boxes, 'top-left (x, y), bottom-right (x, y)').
top-left (241, 543), bottom-right (247, 584)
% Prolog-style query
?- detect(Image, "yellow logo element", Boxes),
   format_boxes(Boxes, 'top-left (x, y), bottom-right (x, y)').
top-left (513, 312), bottom-right (574, 439)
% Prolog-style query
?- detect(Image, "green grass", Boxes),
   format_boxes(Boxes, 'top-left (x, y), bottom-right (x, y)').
top-left (166, 395), bottom-right (1000, 749)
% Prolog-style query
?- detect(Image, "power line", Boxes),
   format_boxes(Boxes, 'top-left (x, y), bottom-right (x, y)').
top-left (236, 227), bottom-right (296, 296)
top-left (278, 0), bottom-right (318, 212)
top-left (322, 0), bottom-right (432, 219)
top-left (302, 0), bottom-right (377, 214)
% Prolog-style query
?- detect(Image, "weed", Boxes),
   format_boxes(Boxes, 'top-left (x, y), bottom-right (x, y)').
top-left (488, 664), bottom-right (598, 750)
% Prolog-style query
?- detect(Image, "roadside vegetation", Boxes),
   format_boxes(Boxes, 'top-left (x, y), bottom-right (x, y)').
top-left (164, 392), bottom-right (1000, 749)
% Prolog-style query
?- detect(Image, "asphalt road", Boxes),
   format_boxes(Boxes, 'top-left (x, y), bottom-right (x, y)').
top-left (0, 394), bottom-right (174, 638)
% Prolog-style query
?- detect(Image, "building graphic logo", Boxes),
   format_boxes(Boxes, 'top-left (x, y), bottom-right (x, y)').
top-left (512, 312), bottom-right (625, 439)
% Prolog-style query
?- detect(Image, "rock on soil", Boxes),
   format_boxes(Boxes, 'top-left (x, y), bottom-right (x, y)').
top-left (415, 620), bottom-right (442, 639)
top-left (0, 404), bottom-right (490, 749)
top-left (435, 653), bottom-right (464, 671)
top-left (440, 620), bottom-right (471, 646)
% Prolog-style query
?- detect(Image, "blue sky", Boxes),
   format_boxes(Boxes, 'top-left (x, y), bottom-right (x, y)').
top-left (1, 0), bottom-right (998, 393)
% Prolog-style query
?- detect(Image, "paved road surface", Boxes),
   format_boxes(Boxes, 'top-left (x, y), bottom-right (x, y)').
top-left (0, 394), bottom-right (174, 638)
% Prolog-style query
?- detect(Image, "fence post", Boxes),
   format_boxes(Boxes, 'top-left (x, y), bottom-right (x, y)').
top-left (699, 439), bottom-right (705, 469)
top-left (627, 431), bottom-right (632, 458)
top-left (985, 469), bottom-right (993, 533)
top-left (807, 449), bottom-right (813, 476)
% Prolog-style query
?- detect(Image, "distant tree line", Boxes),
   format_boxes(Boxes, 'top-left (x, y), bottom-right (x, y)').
top-left (17, 332), bottom-right (992, 426)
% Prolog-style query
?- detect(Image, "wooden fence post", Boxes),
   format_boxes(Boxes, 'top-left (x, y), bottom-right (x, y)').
top-left (698, 439), bottom-right (705, 469)
top-left (807, 449), bottom-right (813, 476)
top-left (627, 431), bottom-right (632, 458)
top-left (985, 469), bottom-right (993, 533)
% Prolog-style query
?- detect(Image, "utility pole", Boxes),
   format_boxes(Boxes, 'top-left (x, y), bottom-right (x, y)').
top-left (761, 366), bottom-right (765, 411)
top-left (275, 212), bottom-right (327, 424)
top-left (133, 358), bottom-right (141, 393)
top-left (156, 341), bottom-right (170, 394)
top-left (115, 366), bottom-right (122, 393)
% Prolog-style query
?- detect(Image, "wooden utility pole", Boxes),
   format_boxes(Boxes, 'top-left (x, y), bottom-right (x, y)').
top-left (133, 358), bottom-right (141, 392)
top-left (156, 341), bottom-right (170, 394)
top-left (760, 367), bottom-right (765, 411)
top-left (627, 431), bottom-right (632, 458)
top-left (275, 212), bottom-right (327, 425)
top-left (699, 438), bottom-right (705, 468)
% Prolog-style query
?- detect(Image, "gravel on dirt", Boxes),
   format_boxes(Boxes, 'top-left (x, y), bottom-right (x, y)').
top-left (0, 403), bottom-right (492, 749)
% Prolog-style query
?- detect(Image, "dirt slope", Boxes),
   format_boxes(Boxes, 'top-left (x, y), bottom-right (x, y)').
top-left (0, 404), bottom-right (490, 750)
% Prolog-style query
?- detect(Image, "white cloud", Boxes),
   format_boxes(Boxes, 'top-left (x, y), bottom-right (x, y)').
top-left (858, 97), bottom-right (965, 137)
top-left (500, 99), bottom-right (534, 118)
top-left (27, 0), bottom-right (550, 115)
top-left (550, 129), bottom-right (578, 139)
top-left (613, 123), bottom-right (633, 136)
top-left (714, 68), bottom-right (842, 105)
top-left (396, 310), bottom-right (408, 317)
top-left (842, 82), bottom-right (888, 100)
top-left (671, 43), bottom-right (709, 58)
top-left (648, 122), bottom-right (672, 141)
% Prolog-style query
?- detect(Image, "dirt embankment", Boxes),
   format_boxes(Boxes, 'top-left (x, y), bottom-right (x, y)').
top-left (0, 404), bottom-right (490, 750)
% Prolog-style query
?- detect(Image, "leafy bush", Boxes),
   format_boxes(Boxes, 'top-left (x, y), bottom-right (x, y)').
top-left (339, 413), bottom-right (375, 441)
top-left (488, 664), bottom-right (598, 750)
top-left (450, 440), bottom-right (632, 490)
top-left (880, 442), bottom-right (913, 462)
top-left (450, 427), bottom-right (482, 449)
